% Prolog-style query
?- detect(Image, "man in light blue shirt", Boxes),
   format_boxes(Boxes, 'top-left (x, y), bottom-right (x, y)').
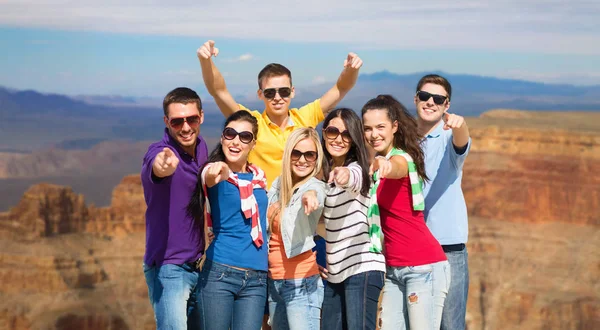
top-left (415, 74), bottom-right (471, 330)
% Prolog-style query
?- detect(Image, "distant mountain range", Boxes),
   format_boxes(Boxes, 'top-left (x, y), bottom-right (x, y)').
top-left (1, 71), bottom-right (599, 152)
top-left (0, 86), bottom-right (224, 152)
top-left (301, 71), bottom-right (600, 115)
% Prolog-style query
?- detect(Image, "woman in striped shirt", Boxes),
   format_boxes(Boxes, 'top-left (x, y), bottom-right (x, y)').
top-left (319, 108), bottom-right (386, 330)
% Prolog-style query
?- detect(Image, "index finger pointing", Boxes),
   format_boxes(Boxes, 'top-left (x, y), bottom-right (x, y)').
top-left (443, 112), bottom-right (450, 123)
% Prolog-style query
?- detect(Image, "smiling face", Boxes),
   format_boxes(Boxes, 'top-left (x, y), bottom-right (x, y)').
top-left (362, 108), bottom-right (397, 156)
top-left (258, 75), bottom-right (295, 119)
top-left (290, 137), bottom-right (317, 182)
top-left (415, 82), bottom-right (450, 125)
top-left (164, 102), bottom-right (204, 154)
top-left (323, 116), bottom-right (352, 164)
top-left (221, 120), bottom-right (256, 172)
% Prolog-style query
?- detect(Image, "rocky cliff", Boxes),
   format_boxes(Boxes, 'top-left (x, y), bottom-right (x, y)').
top-left (0, 110), bottom-right (598, 329)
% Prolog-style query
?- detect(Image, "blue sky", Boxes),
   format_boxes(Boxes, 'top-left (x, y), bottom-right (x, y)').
top-left (0, 0), bottom-right (599, 98)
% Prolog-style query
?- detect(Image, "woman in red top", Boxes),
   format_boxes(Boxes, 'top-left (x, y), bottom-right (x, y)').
top-left (362, 95), bottom-right (450, 330)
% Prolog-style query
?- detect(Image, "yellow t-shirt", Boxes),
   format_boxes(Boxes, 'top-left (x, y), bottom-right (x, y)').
top-left (239, 99), bottom-right (324, 188)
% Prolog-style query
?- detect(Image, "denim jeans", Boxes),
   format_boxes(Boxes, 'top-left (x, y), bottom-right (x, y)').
top-left (441, 248), bottom-right (469, 330)
top-left (197, 259), bottom-right (267, 330)
top-left (380, 260), bottom-right (451, 330)
top-left (143, 262), bottom-right (200, 330)
top-left (268, 274), bottom-right (324, 330)
top-left (320, 270), bottom-right (384, 330)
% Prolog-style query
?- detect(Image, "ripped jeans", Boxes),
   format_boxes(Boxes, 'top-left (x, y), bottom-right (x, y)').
top-left (379, 261), bottom-right (451, 330)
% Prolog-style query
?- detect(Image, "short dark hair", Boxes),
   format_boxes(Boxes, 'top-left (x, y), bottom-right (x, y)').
top-left (162, 87), bottom-right (202, 117)
top-left (257, 63), bottom-right (292, 89)
top-left (416, 74), bottom-right (452, 101)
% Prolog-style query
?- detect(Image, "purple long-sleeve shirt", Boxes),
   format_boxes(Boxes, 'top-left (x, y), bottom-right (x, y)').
top-left (141, 128), bottom-right (208, 266)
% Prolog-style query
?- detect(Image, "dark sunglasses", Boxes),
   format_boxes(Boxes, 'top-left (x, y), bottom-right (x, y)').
top-left (169, 115), bottom-right (201, 129)
top-left (262, 87), bottom-right (292, 99)
top-left (222, 127), bottom-right (255, 144)
top-left (323, 126), bottom-right (352, 143)
top-left (291, 149), bottom-right (318, 162)
top-left (416, 91), bottom-right (448, 105)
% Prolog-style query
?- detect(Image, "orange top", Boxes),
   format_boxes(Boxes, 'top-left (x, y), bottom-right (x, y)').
top-left (268, 204), bottom-right (319, 280)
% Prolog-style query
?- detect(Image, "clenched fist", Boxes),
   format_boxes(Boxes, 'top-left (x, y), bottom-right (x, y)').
top-left (343, 52), bottom-right (363, 70)
top-left (197, 40), bottom-right (219, 60)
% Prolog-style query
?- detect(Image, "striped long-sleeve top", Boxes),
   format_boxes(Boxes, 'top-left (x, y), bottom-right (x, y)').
top-left (322, 161), bottom-right (386, 283)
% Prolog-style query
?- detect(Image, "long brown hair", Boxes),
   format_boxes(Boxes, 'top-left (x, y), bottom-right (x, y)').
top-left (361, 95), bottom-right (428, 182)
top-left (321, 108), bottom-right (371, 196)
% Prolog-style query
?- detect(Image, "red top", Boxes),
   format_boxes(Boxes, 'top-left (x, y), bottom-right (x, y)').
top-left (377, 177), bottom-right (447, 267)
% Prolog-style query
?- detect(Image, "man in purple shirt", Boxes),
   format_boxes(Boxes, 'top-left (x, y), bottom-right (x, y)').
top-left (141, 87), bottom-right (208, 329)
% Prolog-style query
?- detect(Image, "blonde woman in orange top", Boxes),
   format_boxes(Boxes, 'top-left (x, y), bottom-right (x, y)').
top-left (266, 127), bottom-right (327, 330)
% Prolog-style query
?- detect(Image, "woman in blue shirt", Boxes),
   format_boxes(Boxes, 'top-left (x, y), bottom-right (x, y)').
top-left (188, 110), bottom-right (268, 330)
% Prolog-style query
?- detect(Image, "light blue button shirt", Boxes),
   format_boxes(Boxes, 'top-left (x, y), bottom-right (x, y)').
top-left (422, 121), bottom-right (471, 245)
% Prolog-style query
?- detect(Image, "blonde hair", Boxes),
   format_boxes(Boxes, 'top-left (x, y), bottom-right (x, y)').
top-left (279, 127), bottom-right (324, 210)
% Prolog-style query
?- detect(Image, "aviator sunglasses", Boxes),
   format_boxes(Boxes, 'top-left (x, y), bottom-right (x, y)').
top-left (169, 115), bottom-right (201, 130)
top-left (291, 149), bottom-right (318, 162)
top-left (222, 127), bottom-right (255, 144)
top-left (416, 91), bottom-right (448, 105)
top-left (262, 87), bottom-right (292, 99)
top-left (323, 126), bottom-right (352, 143)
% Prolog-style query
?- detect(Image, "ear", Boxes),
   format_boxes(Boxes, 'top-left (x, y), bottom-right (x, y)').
top-left (163, 116), bottom-right (169, 127)
top-left (257, 89), bottom-right (263, 100)
top-left (414, 95), bottom-right (418, 106)
top-left (290, 86), bottom-right (296, 99)
top-left (444, 101), bottom-right (451, 112)
top-left (199, 110), bottom-right (205, 124)
top-left (392, 120), bottom-right (398, 134)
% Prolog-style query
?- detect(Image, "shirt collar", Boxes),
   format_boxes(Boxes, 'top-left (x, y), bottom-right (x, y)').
top-left (426, 121), bottom-right (444, 139)
top-left (263, 111), bottom-right (295, 128)
top-left (162, 128), bottom-right (202, 157)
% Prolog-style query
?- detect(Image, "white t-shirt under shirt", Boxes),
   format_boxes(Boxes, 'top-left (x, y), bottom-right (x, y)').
top-left (322, 162), bottom-right (386, 283)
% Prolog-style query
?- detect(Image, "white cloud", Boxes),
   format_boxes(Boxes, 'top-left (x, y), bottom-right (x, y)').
top-left (0, 0), bottom-right (599, 55)
top-left (237, 54), bottom-right (253, 61)
top-left (312, 76), bottom-right (327, 84)
top-left (223, 53), bottom-right (254, 62)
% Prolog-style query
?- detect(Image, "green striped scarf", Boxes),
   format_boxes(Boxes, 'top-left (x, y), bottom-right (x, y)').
top-left (366, 147), bottom-right (425, 252)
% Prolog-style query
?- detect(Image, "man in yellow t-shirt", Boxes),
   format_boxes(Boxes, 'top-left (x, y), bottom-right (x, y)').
top-left (197, 40), bottom-right (363, 188)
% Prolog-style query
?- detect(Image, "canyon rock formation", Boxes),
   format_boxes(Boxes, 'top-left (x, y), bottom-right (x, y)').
top-left (0, 110), bottom-right (598, 329)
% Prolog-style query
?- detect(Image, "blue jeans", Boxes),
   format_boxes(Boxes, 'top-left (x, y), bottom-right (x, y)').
top-left (441, 248), bottom-right (469, 330)
top-left (143, 262), bottom-right (200, 330)
top-left (380, 261), bottom-right (451, 330)
top-left (197, 259), bottom-right (267, 330)
top-left (320, 270), bottom-right (384, 330)
top-left (268, 274), bottom-right (324, 330)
